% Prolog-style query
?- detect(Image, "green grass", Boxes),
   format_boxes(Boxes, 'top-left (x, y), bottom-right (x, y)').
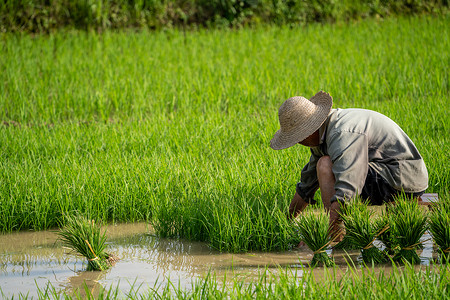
top-left (0, 15), bottom-right (449, 253)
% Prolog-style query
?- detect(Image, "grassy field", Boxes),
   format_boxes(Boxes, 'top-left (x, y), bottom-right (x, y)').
top-left (0, 15), bottom-right (449, 252)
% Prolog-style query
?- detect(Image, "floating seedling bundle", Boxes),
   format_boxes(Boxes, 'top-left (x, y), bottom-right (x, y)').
top-left (296, 208), bottom-right (335, 267)
top-left (339, 200), bottom-right (388, 264)
top-left (428, 197), bottom-right (450, 262)
top-left (58, 215), bottom-right (116, 271)
top-left (386, 197), bottom-right (428, 264)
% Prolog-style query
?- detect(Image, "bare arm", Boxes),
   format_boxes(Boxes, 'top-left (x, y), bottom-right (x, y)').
top-left (288, 192), bottom-right (309, 219)
top-left (329, 201), bottom-right (343, 241)
top-left (290, 191), bottom-right (342, 234)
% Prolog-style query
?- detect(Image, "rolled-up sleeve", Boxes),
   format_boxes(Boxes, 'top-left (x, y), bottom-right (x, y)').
top-left (296, 149), bottom-right (321, 204)
top-left (327, 130), bottom-right (369, 204)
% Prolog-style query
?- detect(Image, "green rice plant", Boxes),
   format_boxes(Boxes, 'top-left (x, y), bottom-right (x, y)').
top-left (58, 215), bottom-right (112, 271)
top-left (374, 212), bottom-right (395, 254)
top-left (339, 199), bottom-right (388, 263)
top-left (296, 208), bottom-right (335, 267)
top-left (204, 195), bottom-right (298, 253)
top-left (333, 202), bottom-right (366, 251)
top-left (332, 235), bottom-right (361, 250)
top-left (0, 15), bottom-right (448, 255)
top-left (332, 201), bottom-right (358, 250)
top-left (386, 197), bottom-right (428, 264)
top-left (428, 196), bottom-right (450, 262)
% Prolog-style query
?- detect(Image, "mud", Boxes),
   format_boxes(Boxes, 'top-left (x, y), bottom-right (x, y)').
top-left (0, 222), bottom-right (437, 298)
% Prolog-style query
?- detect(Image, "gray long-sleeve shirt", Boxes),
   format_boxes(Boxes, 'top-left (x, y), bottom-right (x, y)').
top-left (296, 108), bottom-right (428, 204)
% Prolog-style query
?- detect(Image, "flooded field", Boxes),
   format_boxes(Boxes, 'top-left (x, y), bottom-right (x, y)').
top-left (0, 222), bottom-right (437, 298)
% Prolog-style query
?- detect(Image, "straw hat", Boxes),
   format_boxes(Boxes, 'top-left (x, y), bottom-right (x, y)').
top-left (270, 91), bottom-right (333, 150)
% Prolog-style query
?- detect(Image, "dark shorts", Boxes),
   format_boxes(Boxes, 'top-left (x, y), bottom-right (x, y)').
top-left (361, 167), bottom-right (424, 205)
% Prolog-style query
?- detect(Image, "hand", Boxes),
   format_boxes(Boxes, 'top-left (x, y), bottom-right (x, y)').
top-left (329, 201), bottom-right (343, 242)
top-left (288, 192), bottom-right (308, 219)
top-left (296, 240), bottom-right (307, 248)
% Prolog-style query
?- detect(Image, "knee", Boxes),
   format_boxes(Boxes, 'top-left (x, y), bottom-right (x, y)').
top-left (317, 155), bottom-right (333, 176)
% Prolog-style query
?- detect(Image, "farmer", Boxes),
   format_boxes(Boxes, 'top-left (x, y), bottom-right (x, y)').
top-left (270, 91), bottom-right (428, 241)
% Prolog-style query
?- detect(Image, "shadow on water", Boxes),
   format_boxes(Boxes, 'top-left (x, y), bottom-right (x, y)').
top-left (0, 222), bottom-right (438, 298)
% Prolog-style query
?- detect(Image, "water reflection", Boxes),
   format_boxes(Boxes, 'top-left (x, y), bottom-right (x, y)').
top-left (418, 231), bottom-right (435, 266)
top-left (64, 268), bottom-right (110, 297)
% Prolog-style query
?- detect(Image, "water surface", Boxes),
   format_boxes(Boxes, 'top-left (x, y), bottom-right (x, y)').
top-left (0, 222), bottom-right (436, 298)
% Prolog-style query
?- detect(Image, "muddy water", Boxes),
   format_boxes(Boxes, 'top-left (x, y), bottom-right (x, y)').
top-left (0, 222), bottom-right (437, 298)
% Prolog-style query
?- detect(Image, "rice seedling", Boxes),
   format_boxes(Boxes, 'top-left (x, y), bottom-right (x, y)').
top-left (333, 203), bottom-right (359, 250)
top-left (386, 196), bottom-right (428, 264)
top-left (428, 196), bottom-right (450, 262)
top-left (339, 199), bottom-right (388, 264)
top-left (374, 212), bottom-right (395, 255)
top-left (58, 215), bottom-right (115, 271)
top-left (332, 236), bottom-right (360, 250)
top-left (296, 208), bottom-right (335, 267)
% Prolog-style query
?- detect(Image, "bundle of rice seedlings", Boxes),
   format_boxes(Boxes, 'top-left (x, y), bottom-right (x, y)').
top-left (333, 235), bottom-right (360, 250)
top-left (387, 197), bottom-right (428, 264)
top-left (428, 197), bottom-right (450, 262)
top-left (333, 201), bottom-right (366, 251)
top-left (58, 215), bottom-right (114, 271)
top-left (339, 199), bottom-right (388, 264)
top-left (296, 208), bottom-right (335, 267)
top-left (374, 213), bottom-right (395, 254)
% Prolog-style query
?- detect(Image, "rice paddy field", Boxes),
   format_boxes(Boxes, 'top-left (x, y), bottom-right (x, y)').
top-left (0, 13), bottom-right (449, 298)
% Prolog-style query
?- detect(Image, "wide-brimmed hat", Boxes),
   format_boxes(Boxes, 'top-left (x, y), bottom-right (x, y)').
top-left (270, 91), bottom-right (333, 150)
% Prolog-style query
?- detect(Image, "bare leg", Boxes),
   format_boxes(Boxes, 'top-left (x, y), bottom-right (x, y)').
top-left (316, 156), bottom-right (343, 242)
top-left (316, 156), bottom-right (335, 211)
top-left (288, 192), bottom-right (309, 219)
